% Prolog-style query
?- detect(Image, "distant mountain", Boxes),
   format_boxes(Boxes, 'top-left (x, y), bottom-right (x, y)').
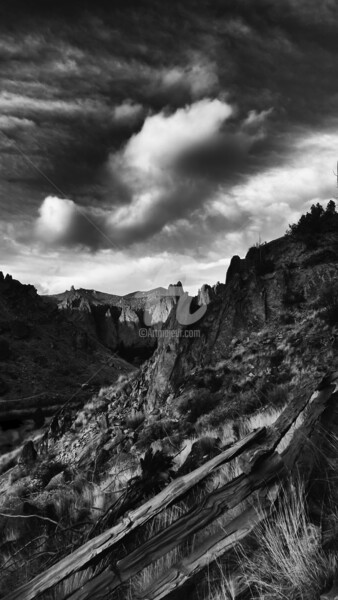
top-left (43, 285), bottom-right (180, 362)
top-left (123, 287), bottom-right (168, 299)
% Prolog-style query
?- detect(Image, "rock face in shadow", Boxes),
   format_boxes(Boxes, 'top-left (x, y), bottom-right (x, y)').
top-left (44, 285), bottom-right (179, 362)
top-left (132, 231), bottom-right (338, 411)
top-left (0, 272), bottom-right (135, 445)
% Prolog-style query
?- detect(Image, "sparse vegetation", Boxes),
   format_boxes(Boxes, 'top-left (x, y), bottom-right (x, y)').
top-left (125, 410), bottom-right (145, 430)
top-left (318, 281), bottom-right (338, 325)
top-left (237, 482), bottom-right (337, 600)
top-left (177, 389), bottom-right (222, 423)
top-left (283, 289), bottom-right (306, 306)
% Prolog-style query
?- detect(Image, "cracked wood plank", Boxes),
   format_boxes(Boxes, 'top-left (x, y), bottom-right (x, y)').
top-left (240, 374), bottom-right (338, 473)
top-left (67, 452), bottom-right (285, 600)
top-left (3, 427), bottom-right (265, 600)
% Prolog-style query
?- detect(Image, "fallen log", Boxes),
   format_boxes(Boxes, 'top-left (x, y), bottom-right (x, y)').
top-left (3, 428), bottom-right (265, 600)
top-left (282, 385), bottom-right (338, 472)
top-left (137, 493), bottom-right (279, 600)
top-left (67, 452), bottom-right (285, 600)
top-left (240, 374), bottom-right (338, 473)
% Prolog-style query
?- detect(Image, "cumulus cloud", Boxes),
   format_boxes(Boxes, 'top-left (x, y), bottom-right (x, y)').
top-left (34, 196), bottom-right (115, 250)
top-left (32, 99), bottom-right (234, 250)
top-left (121, 98), bottom-right (233, 172)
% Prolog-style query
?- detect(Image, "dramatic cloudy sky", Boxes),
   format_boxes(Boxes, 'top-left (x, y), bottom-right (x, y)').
top-left (1, 0), bottom-right (338, 294)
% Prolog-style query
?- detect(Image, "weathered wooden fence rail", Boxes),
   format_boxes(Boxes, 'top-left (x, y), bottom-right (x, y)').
top-left (3, 372), bottom-right (338, 600)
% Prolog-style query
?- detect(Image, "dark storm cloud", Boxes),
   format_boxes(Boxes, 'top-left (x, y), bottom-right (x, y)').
top-left (2, 0), bottom-right (338, 258)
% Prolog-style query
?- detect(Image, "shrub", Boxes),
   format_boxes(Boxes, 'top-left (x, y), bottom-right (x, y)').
top-left (283, 290), bottom-right (306, 306)
top-left (280, 312), bottom-right (296, 325)
top-left (137, 420), bottom-right (178, 447)
top-left (177, 389), bottom-right (222, 423)
top-left (33, 460), bottom-right (66, 488)
top-left (270, 349), bottom-right (285, 368)
top-left (303, 250), bottom-right (338, 268)
top-left (286, 261), bottom-right (298, 269)
top-left (317, 282), bottom-right (338, 325)
top-left (268, 383), bottom-right (290, 407)
top-left (257, 380), bottom-right (290, 408)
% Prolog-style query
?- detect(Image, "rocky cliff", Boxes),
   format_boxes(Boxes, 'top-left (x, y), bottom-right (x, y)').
top-left (44, 285), bottom-right (178, 363)
top-left (125, 231), bottom-right (338, 414)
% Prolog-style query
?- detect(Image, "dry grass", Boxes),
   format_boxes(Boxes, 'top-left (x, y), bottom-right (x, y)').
top-left (209, 573), bottom-right (239, 600)
top-left (128, 502), bottom-right (190, 597)
top-left (210, 482), bottom-right (337, 600)
top-left (235, 481), bottom-right (337, 600)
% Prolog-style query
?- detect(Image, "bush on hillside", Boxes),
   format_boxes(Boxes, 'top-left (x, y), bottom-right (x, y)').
top-left (177, 389), bottom-right (222, 423)
top-left (287, 200), bottom-right (338, 240)
top-left (280, 312), bottom-right (296, 325)
top-left (137, 419), bottom-right (178, 447)
top-left (282, 290), bottom-right (306, 306)
top-left (317, 282), bottom-right (338, 325)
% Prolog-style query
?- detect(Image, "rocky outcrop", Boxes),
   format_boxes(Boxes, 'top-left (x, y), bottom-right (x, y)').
top-left (197, 282), bottom-right (225, 305)
top-left (130, 231), bottom-right (338, 413)
top-left (45, 285), bottom-right (182, 362)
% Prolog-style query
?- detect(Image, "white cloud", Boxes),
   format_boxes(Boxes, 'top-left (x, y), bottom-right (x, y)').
top-left (35, 196), bottom-right (78, 243)
top-left (2, 245), bottom-right (229, 297)
top-left (210, 128), bottom-right (338, 245)
top-left (104, 98), bottom-right (233, 234)
top-left (122, 98), bottom-right (233, 172)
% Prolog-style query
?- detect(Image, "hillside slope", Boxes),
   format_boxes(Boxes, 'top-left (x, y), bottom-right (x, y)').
top-left (2, 226), bottom-right (338, 598)
top-left (0, 273), bottom-right (135, 452)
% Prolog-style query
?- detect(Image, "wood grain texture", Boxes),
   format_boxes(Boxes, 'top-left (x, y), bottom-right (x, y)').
top-left (3, 428), bottom-right (265, 600)
top-left (240, 376), bottom-right (338, 473)
top-left (138, 498), bottom-right (275, 600)
top-left (67, 452), bottom-right (286, 600)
